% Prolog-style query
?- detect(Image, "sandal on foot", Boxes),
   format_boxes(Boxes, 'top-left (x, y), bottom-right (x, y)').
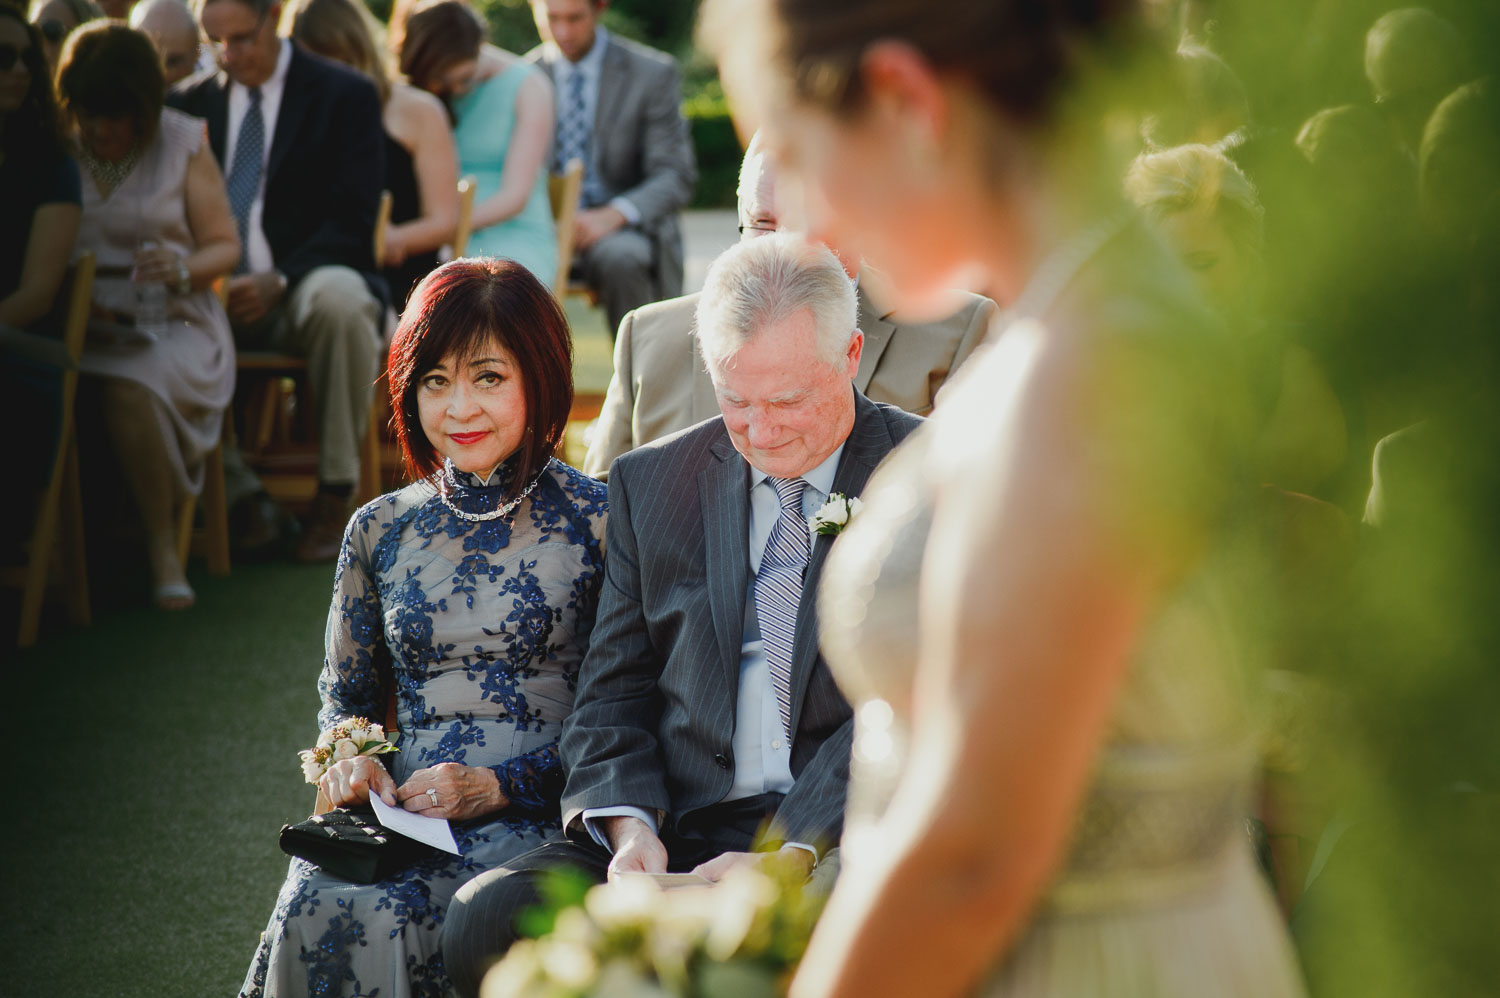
top-left (153, 581), bottom-right (196, 611)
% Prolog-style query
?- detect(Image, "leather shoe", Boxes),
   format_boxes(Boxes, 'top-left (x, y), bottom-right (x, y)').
top-left (230, 491), bottom-right (299, 561)
top-left (296, 491), bottom-right (354, 563)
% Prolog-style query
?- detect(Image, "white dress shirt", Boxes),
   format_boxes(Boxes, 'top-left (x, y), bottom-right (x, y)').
top-left (546, 27), bottom-right (641, 225)
top-left (582, 443), bottom-right (846, 863)
top-left (223, 38), bottom-right (291, 274)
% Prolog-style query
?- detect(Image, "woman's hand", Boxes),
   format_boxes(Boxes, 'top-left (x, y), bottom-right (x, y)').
top-left (395, 763), bottom-right (509, 822)
top-left (319, 755), bottom-right (398, 809)
top-left (132, 244), bottom-right (183, 284)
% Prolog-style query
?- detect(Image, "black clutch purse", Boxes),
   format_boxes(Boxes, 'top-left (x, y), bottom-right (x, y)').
top-left (278, 806), bottom-right (435, 884)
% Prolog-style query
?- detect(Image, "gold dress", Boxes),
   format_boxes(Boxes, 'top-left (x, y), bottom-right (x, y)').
top-left (817, 220), bottom-right (1307, 996)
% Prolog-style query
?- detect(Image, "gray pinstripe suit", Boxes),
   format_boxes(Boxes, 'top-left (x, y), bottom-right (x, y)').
top-left (560, 390), bottom-right (923, 848)
top-left (440, 392), bottom-right (920, 995)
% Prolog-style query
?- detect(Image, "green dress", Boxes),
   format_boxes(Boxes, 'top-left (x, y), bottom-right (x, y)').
top-left (453, 63), bottom-right (558, 288)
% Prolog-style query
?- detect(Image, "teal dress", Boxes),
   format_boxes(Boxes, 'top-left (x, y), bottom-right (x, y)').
top-left (453, 63), bottom-right (558, 288)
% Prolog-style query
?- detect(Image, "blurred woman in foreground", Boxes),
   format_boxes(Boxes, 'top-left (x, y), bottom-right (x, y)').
top-left (704, 1), bottom-right (1307, 996)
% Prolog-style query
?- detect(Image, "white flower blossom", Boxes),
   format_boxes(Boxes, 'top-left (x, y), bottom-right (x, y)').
top-left (333, 738), bottom-right (359, 761)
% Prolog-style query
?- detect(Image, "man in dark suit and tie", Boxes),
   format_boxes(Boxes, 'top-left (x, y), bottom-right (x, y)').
top-left (527, 0), bottom-right (697, 334)
top-left (170, 0), bottom-right (386, 561)
top-left (439, 234), bottom-right (922, 997)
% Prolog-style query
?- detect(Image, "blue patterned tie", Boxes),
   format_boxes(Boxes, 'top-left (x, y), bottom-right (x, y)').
top-left (553, 68), bottom-right (589, 198)
top-left (226, 86), bottom-right (264, 275)
top-left (754, 477), bottom-right (810, 738)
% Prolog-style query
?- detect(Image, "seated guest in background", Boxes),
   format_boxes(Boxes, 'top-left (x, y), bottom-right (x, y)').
top-left (1, 6), bottom-right (81, 331)
top-left (28, 0), bottom-right (101, 76)
top-left (281, 0), bottom-right (459, 311)
top-left (397, 0), bottom-right (556, 289)
top-left (583, 132), bottom-right (996, 478)
top-left (441, 235), bottom-right (921, 998)
top-left (129, 0), bottom-right (201, 86)
top-left (0, 5), bottom-right (83, 521)
top-left (528, 0), bottom-right (696, 332)
top-left (1126, 142), bottom-right (1347, 496)
top-left (59, 22), bottom-right (240, 610)
top-left (239, 258), bottom-right (607, 998)
top-left (170, 0), bottom-right (387, 563)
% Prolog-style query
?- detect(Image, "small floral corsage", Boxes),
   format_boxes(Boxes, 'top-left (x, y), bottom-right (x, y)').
top-left (809, 492), bottom-right (863, 536)
top-left (297, 718), bottom-right (398, 784)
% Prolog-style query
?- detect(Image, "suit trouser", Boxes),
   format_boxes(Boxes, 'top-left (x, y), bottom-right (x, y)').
top-left (441, 793), bottom-right (785, 998)
top-left (581, 228), bottom-right (657, 337)
top-left (222, 265), bottom-right (381, 504)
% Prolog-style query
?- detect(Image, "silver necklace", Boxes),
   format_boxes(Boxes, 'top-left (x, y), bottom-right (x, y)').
top-left (429, 462), bottom-right (543, 522)
top-left (80, 144), bottom-right (140, 195)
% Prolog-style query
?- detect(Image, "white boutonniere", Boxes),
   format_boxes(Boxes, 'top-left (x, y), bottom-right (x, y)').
top-left (809, 493), bottom-right (863, 536)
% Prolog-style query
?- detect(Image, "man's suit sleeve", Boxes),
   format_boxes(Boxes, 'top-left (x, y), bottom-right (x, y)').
top-left (584, 309), bottom-right (640, 479)
top-left (277, 72), bottom-right (385, 289)
top-left (614, 58), bottom-right (696, 228)
top-left (771, 715), bottom-right (853, 852)
top-left (559, 459), bottom-right (672, 832)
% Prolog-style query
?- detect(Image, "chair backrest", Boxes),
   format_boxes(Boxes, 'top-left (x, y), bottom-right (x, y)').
top-left (547, 158), bottom-right (584, 297)
top-left (451, 176), bottom-right (477, 259)
top-left (373, 189), bottom-right (394, 266)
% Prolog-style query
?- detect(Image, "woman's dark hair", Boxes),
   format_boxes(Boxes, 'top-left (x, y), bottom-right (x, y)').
top-left (396, 0), bottom-right (482, 92)
top-left (57, 21), bottom-right (165, 142)
top-left (736, 0), bottom-right (1139, 124)
top-left (0, 6), bottom-right (65, 157)
top-left (388, 258), bottom-right (574, 485)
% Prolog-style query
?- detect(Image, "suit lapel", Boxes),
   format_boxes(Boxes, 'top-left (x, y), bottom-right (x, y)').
top-left (265, 46), bottom-right (307, 184)
top-left (853, 287), bottom-right (896, 395)
top-left (788, 394), bottom-right (890, 728)
top-left (593, 40), bottom-right (629, 182)
top-left (203, 73), bottom-right (231, 162)
top-left (700, 431), bottom-right (751, 694)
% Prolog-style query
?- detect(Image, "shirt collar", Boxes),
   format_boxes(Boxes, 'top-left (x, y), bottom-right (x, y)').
top-left (552, 25), bottom-right (609, 76)
top-left (233, 37), bottom-right (291, 97)
top-left (747, 440), bottom-right (845, 499)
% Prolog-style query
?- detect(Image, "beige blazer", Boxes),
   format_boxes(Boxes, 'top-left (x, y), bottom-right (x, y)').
top-left (583, 286), bottom-right (998, 478)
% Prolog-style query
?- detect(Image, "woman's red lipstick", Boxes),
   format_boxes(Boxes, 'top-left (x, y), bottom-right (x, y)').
top-left (449, 431), bottom-right (489, 445)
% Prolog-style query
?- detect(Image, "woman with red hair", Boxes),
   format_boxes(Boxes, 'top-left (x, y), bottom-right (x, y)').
top-left (241, 258), bottom-right (607, 998)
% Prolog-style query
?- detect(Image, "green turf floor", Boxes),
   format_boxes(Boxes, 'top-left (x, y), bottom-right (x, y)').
top-left (2, 560), bottom-right (337, 997)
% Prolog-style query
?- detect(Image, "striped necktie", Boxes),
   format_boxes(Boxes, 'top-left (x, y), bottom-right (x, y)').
top-left (225, 86), bottom-right (264, 275)
top-left (754, 477), bottom-right (811, 738)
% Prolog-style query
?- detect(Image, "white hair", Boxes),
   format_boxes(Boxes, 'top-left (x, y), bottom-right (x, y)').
top-left (694, 233), bottom-right (857, 372)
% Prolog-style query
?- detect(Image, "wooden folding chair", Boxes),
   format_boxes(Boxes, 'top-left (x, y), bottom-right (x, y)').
top-left (451, 177), bottom-right (477, 259)
top-left (548, 158), bottom-right (586, 304)
top-left (7, 253), bottom-right (96, 647)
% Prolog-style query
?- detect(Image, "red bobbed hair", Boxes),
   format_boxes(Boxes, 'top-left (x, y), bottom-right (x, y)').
top-left (387, 259), bottom-right (574, 486)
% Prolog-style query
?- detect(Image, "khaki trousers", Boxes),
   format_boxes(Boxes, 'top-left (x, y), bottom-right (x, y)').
top-left (225, 265), bottom-right (381, 503)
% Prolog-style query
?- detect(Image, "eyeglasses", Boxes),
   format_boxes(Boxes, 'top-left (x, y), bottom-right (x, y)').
top-left (35, 18), bottom-right (67, 43)
top-left (0, 43), bottom-right (29, 72)
top-left (205, 10), bottom-right (268, 56)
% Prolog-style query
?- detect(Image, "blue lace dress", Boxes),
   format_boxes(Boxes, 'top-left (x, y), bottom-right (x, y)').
top-left (240, 457), bottom-right (607, 998)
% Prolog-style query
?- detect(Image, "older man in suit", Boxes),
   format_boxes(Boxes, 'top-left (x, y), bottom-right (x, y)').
top-left (583, 133), bottom-right (997, 478)
top-left (439, 234), bottom-right (921, 997)
top-left (527, 0), bottom-right (696, 334)
top-left (170, 0), bottom-right (385, 561)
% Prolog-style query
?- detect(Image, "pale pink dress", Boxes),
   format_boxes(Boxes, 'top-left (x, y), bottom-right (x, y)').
top-left (76, 107), bottom-right (234, 498)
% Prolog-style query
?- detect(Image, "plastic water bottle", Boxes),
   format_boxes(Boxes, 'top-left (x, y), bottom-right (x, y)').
top-left (134, 239), bottom-right (170, 338)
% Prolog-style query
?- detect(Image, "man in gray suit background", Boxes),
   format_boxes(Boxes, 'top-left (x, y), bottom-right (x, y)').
top-left (528, 0), bottom-right (697, 333)
top-left (440, 234), bottom-right (922, 997)
top-left (582, 133), bottom-right (998, 478)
